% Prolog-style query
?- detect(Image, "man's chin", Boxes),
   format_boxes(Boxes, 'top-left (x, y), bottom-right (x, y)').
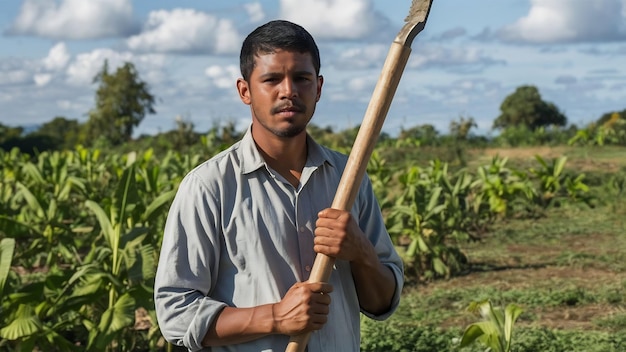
top-left (273, 125), bottom-right (306, 138)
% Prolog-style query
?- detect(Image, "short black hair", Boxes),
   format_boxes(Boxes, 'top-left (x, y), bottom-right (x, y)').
top-left (239, 20), bottom-right (321, 81)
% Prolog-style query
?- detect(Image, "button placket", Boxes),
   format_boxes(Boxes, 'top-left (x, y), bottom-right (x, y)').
top-left (294, 192), bottom-right (314, 279)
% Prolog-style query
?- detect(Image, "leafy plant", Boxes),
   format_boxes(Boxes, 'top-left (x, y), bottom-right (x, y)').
top-left (0, 238), bottom-right (15, 300)
top-left (387, 161), bottom-right (470, 280)
top-left (530, 155), bottom-right (590, 207)
top-left (458, 300), bottom-right (523, 352)
top-left (79, 163), bottom-right (163, 351)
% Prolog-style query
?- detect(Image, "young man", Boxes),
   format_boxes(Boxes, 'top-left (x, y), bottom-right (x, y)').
top-left (154, 20), bottom-right (403, 351)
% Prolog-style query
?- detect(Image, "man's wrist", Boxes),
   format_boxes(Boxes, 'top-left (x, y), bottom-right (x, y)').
top-left (270, 303), bottom-right (278, 334)
top-left (254, 303), bottom-right (277, 335)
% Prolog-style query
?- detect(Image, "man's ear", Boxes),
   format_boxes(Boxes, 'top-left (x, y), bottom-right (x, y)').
top-left (237, 78), bottom-right (251, 105)
top-left (316, 75), bottom-right (324, 102)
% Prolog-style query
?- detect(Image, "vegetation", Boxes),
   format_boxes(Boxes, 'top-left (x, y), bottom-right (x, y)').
top-left (458, 300), bottom-right (523, 352)
top-left (2, 137), bottom-right (623, 351)
top-left (493, 85), bottom-right (567, 131)
top-left (85, 61), bottom-right (156, 147)
top-left (361, 172), bottom-right (626, 351)
top-left (1, 63), bottom-right (625, 350)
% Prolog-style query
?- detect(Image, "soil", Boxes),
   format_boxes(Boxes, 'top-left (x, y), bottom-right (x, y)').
top-left (418, 262), bottom-right (625, 329)
top-left (472, 146), bottom-right (625, 173)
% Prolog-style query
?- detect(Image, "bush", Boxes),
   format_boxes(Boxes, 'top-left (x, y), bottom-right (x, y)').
top-left (360, 321), bottom-right (461, 352)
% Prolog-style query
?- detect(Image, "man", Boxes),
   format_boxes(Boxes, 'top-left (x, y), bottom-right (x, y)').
top-left (154, 20), bottom-right (403, 351)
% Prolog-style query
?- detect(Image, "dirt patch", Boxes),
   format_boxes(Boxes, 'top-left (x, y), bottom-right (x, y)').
top-left (419, 266), bottom-right (625, 293)
top-left (470, 146), bottom-right (624, 173)
top-left (479, 147), bottom-right (568, 160)
top-left (533, 304), bottom-right (621, 330)
top-left (413, 228), bottom-right (626, 332)
top-left (439, 303), bottom-right (622, 331)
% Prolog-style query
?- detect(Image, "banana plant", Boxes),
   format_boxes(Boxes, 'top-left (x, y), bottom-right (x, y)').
top-left (81, 163), bottom-right (144, 350)
top-left (2, 150), bottom-right (89, 270)
top-left (367, 150), bottom-right (394, 212)
top-left (0, 238), bottom-right (15, 301)
top-left (459, 300), bottom-right (523, 352)
top-left (471, 156), bottom-right (535, 218)
top-left (1, 235), bottom-right (82, 351)
top-left (79, 160), bottom-right (172, 351)
top-left (2, 148), bottom-right (174, 351)
top-left (529, 155), bottom-right (566, 206)
top-left (387, 164), bottom-right (465, 279)
top-left (530, 155), bottom-right (590, 207)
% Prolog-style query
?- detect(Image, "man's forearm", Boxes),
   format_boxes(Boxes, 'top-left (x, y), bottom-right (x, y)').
top-left (202, 305), bottom-right (275, 347)
top-left (350, 243), bottom-right (397, 315)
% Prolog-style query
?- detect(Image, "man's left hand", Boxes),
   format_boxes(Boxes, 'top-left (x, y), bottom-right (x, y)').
top-left (313, 208), bottom-right (371, 263)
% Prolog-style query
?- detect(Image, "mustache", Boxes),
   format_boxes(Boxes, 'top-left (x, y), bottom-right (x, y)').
top-left (270, 101), bottom-right (306, 114)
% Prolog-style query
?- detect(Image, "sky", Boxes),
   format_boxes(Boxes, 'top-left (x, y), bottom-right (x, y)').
top-left (1, 0), bottom-right (626, 137)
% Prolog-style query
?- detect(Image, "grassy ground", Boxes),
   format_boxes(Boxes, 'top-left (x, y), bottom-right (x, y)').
top-left (361, 146), bottom-right (626, 351)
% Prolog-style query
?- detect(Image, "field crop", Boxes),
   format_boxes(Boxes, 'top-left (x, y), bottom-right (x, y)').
top-left (1, 143), bottom-right (624, 351)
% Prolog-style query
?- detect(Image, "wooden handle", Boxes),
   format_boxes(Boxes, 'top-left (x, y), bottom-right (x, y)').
top-left (285, 41), bottom-right (412, 352)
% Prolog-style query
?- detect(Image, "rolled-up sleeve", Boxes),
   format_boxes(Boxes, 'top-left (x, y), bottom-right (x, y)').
top-left (154, 173), bottom-right (226, 351)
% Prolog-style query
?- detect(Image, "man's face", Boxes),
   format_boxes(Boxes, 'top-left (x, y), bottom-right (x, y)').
top-left (237, 49), bottom-right (323, 138)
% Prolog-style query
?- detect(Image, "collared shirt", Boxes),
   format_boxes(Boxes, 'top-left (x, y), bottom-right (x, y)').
top-left (154, 127), bottom-right (404, 352)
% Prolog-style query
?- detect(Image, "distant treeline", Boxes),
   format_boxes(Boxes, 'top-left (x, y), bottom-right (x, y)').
top-left (1, 60), bottom-right (625, 155)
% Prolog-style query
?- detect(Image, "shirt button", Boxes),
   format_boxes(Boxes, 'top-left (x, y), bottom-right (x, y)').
top-left (305, 265), bottom-right (311, 272)
top-left (299, 227), bottom-right (306, 233)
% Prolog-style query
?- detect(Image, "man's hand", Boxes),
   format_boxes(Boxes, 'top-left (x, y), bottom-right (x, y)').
top-left (272, 282), bottom-right (333, 335)
top-left (313, 208), bottom-right (370, 263)
top-left (314, 207), bottom-right (397, 316)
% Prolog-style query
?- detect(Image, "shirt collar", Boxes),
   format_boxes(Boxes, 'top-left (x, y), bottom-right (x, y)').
top-left (239, 124), bottom-right (335, 175)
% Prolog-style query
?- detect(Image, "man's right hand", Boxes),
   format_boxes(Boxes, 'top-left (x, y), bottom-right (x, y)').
top-left (272, 282), bottom-right (333, 335)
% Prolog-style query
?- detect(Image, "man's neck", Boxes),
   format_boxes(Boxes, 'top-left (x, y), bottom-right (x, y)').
top-left (252, 129), bottom-right (308, 187)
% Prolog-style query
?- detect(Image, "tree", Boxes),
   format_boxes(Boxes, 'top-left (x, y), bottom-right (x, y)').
top-left (449, 116), bottom-right (477, 140)
top-left (0, 123), bottom-right (23, 145)
top-left (493, 85), bottom-right (566, 130)
top-left (449, 116), bottom-right (478, 166)
top-left (85, 61), bottom-right (156, 146)
top-left (31, 117), bottom-right (81, 150)
top-left (399, 124), bottom-right (439, 146)
top-left (596, 111), bottom-right (626, 145)
top-left (596, 108), bottom-right (626, 125)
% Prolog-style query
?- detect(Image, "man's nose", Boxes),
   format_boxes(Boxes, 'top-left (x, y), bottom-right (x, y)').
top-left (279, 78), bottom-right (298, 99)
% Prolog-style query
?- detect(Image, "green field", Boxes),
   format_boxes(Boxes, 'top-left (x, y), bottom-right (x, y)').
top-left (362, 145), bottom-right (626, 351)
top-left (1, 143), bottom-right (625, 351)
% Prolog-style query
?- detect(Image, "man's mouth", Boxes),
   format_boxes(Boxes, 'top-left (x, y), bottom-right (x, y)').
top-left (272, 103), bottom-right (305, 115)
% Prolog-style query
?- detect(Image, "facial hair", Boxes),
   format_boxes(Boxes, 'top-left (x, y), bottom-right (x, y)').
top-left (264, 100), bottom-right (310, 138)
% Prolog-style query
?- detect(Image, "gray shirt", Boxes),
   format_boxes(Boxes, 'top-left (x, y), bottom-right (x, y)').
top-left (154, 128), bottom-right (404, 352)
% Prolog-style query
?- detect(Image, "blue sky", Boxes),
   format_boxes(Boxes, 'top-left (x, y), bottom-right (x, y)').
top-left (1, 0), bottom-right (626, 137)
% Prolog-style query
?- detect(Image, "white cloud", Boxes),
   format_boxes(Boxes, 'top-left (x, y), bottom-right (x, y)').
top-left (42, 43), bottom-right (70, 71)
top-left (57, 99), bottom-right (84, 111)
top-left (205, 64), bottom-right (240, 89)
top-left (127, 9), bottom-right (241, 54)
top-left (244, 2), bottom-right (266, 23)
top-left (500, 0), bottom-right (626, 43)
top-left (8, 0), bottom-right (137, 40)
top-left (34, 73), bottom-right (53, 87)
top-left (408, 45), bottom-right (505, 73)
top-left (30, 43), bottom-right (72, 88)
top-left (0, 59), bottom-right (36, 86)
top-left (333, 44), bottom-right (388, 69)
top-left (0, 69), bottom-right (31, 86)
top-left (65, 49), bottom-right (166, 86)
top-left (66, 49), bottom-right (133, 86)
top-left (279, 0), bottom-right (388, 40)
top-left (347, 76), bottom-right (374, 92)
